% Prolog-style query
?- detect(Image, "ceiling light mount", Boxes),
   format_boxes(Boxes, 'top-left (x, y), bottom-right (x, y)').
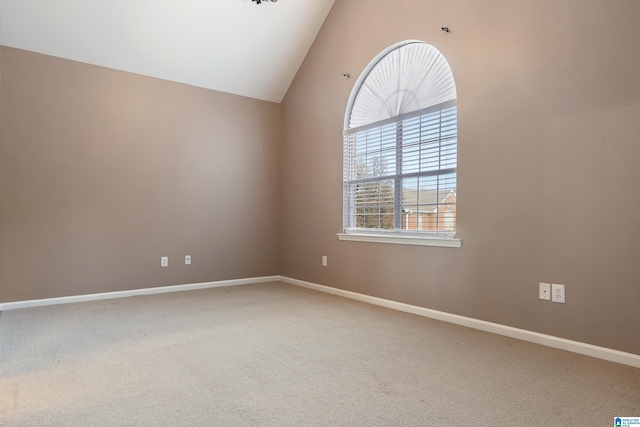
top-left (252, 0), bottom-right (277, 4)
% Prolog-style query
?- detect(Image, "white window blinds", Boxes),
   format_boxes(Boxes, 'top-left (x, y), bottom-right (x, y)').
top-left (346, 41), bottom-right (457, 131)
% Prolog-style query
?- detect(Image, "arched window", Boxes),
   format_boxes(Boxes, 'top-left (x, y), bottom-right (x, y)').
top-left (342, 41), bottom-right (458, 243)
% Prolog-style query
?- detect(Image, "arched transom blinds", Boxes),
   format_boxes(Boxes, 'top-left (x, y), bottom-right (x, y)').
top-left (345, 41), bottom-right (456, 131)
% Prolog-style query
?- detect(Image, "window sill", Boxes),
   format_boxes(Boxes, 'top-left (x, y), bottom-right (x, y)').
top-left (337, 233), bottom-right (462, 248)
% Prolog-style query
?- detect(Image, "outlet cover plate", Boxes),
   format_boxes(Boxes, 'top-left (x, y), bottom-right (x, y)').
top-left (552, 283), bottom-right (565, 303)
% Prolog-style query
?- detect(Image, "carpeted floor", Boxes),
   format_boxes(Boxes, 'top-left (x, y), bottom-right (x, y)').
top-left (1, 281), bottom-right (638, 426)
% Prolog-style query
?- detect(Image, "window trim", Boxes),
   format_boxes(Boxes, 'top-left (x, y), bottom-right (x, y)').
top-left (337, 232), bottom-right (462, 248)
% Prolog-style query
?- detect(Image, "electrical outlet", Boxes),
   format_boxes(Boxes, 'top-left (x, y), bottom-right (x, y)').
top-left (185, 255), bottom-right (191, 265)
top-left (322, 256), bottom-right (327, 267)
top-left (161, 256), bottom-right (168, 267)
top-left (552, 283), bottom-right (565, 303)
top-left (539, 283), bottom-right (551, 300)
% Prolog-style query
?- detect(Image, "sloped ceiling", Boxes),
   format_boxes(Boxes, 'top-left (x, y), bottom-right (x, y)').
top-left (0, 0), bottom-right (335, 102)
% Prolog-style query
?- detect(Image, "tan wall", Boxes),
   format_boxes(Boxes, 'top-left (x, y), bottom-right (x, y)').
top-left (0, 46), bottom-right (281, 302)
top-left (281, 0), bottom-right (640, 354)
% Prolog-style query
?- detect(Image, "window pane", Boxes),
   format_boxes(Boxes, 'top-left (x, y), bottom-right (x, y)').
top-left (354, 125), bottom-right (397, 179)
top-left (354, 179), bottom-right (394, 229)
top-left (413, 173), bottom-right (456, 232)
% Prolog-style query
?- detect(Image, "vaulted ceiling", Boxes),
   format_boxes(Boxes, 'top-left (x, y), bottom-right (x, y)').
top-left (0, 0), bottom-right (335, 102)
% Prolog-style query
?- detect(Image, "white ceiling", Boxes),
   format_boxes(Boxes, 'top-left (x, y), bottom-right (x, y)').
top-left (0, 0), bottom-right (335, 103)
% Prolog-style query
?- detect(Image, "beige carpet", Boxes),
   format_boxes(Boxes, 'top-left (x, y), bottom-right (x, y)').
top-left (0, 281), bottom-right (638, 426)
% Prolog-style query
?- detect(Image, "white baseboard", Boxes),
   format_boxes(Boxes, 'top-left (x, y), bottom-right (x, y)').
top-left (279, 276), bottom-right (640, 369)
top-left (2, 274), bottom-right (638, 368)
top-left (0, 276), bottom-right (281, 311)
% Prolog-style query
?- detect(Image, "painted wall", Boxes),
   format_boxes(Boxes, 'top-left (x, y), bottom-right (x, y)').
top-left (280, 0), bottom-right (640, 355)
top-left (0, 46), bottom-right (281, 302)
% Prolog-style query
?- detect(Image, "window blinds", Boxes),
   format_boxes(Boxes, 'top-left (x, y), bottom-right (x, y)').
top-left (346, 42), bottom-right (457, 131)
